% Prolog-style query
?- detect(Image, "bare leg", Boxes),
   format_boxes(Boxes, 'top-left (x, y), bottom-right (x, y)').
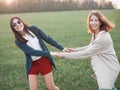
top-left (28, 75), bottom-right (38, 90)
top-left (43, 72), bottom-right (59, 90)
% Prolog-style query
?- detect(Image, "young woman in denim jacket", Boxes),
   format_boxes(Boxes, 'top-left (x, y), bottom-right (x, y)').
top-left (10, 17), bottom-right (69, 90)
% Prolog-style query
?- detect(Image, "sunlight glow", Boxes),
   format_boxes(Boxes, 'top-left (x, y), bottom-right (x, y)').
top-left (5, 0), bottom-right (14, 5)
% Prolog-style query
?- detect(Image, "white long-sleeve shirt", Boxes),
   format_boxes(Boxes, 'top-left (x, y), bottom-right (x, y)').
top-left (64, 31), bottom-right (120, 89)
top-left (23, 31), bottom-right (42, 61)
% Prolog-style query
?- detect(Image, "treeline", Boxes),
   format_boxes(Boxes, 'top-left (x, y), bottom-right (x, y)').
top-left (0, 0), bottom-right (113, 14)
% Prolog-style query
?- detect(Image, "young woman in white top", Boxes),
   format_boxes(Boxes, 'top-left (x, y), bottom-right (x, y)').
top-left (51, 10), bottom-right (120, 90)
top-left (10, 17), bottom-right (70, 90)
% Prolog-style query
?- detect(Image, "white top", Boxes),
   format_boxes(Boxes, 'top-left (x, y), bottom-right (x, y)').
top-left (23, 31), bottom-right (42, 61)
top-left (64, 31), bottom-right (120, 89)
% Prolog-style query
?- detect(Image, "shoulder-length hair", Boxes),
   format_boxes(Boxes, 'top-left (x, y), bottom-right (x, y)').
top-left (87, 10), bottom-right (115, 33)
top-left (10, 17), bottom-right (30, 43)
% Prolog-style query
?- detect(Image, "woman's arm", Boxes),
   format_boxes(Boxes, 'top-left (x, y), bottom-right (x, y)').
top-left (64, 34), bottom-right (108, 59)
top-left (73, 45), bottom-right (90, 51)
top-left (31, 26), bottom-right (64, 50)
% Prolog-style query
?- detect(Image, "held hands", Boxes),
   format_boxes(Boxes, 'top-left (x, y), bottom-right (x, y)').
top-left (62, 48), bottom-right (76, 52)
top-left (50, 47), bottom-right (76, 58)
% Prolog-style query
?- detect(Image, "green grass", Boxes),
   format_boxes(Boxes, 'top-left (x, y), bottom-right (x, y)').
top-left (0, 10), bottom-right (120, 90)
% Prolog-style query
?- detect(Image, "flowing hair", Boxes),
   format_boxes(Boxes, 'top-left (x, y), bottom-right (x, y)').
top-left (10, 17), bottom-right (33, 43)
top-left (87, 10), bottom-right (115, 34)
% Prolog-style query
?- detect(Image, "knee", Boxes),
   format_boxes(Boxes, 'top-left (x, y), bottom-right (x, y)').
top-left (29, 84), bottom-right (38, 90)
top-left (47, 85), bottom-right (59, 90)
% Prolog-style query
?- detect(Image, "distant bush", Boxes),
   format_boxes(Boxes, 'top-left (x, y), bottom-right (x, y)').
top-left (0, 0), bottom-right (114, 14)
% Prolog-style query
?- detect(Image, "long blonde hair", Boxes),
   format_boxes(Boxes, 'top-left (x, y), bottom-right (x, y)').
top-left (87, 10), bottom-right (115, 33)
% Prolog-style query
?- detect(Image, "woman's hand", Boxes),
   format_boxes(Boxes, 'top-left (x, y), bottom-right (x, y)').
top-left (62, 48), bottom-right (76, 52)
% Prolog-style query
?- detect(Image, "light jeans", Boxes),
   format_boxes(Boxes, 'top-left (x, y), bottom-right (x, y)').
top-left (99, 86), bottom-right (117, 90)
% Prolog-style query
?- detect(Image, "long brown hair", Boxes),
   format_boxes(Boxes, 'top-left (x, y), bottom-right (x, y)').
top-left (10, 17), bottom-right (31, 43)
top-left (87, 10), bottom-right (115, 34)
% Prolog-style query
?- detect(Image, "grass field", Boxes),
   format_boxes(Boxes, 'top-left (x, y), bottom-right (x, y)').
top-left (0, 10), bottom-right (120, 90)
